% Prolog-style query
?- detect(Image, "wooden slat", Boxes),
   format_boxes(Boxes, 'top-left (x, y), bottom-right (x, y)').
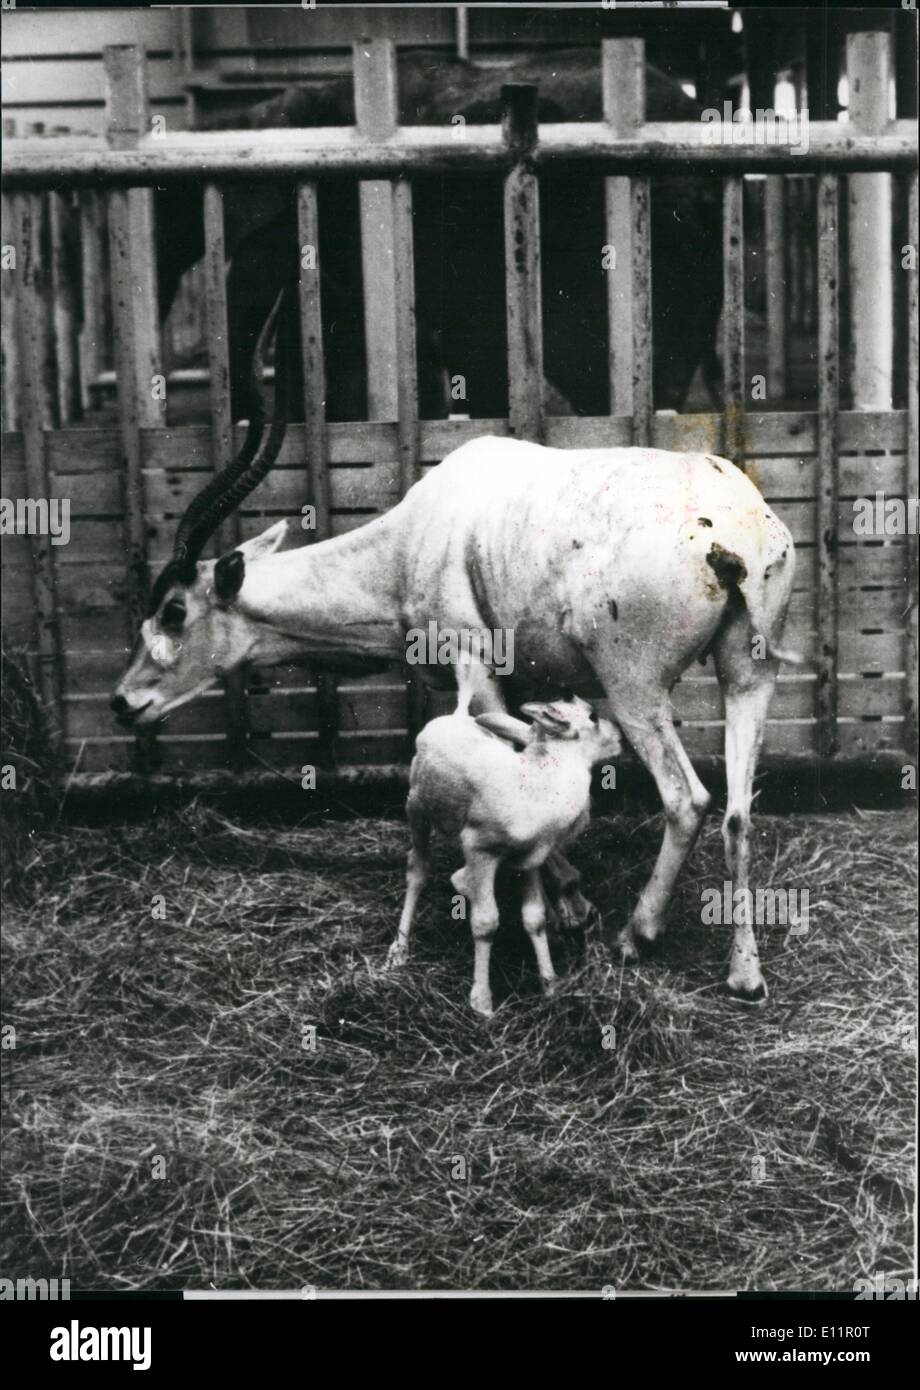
top-left (49, 191), bottom-right (81, 424)
top-left (5, 122), bottom-right (916, 191)
top-left (846, 32), bottom-right (894, 412)
top-left (296, 178), bottom-right (337, 768)
top-left (503, 83), bottom-right (543, 443)
top-left (905, 169), bottom-right (919, 756)
top-left (2, 409), bottom-right (905, 477)
top-left (631, 176), bottom-right (652, 447)
top-left (12, 190), bottom-right (64, 744)
top-left (602, 38), bottom-right (643, 416)
top-left (354, 38), bottom-right (398, 421)
top-left (392, 175), bottom-right (426, 744)
top-left (1, 193), bottom-right (21, 431)
top-left (105, 43), bottom-right (164, 771)
top-left (764, 175), bottom-right (787, 402)
top-left (78, 190), bottom-right (108, 411)
top-left (722, 175), bottom-right (746, 469)
top-left (815, 174), bottom-right (840, 758)
top-left (203, 180), bottom-right (250, 768)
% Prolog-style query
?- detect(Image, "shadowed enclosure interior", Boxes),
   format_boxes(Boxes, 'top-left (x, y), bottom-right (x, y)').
top-left (1, 34), bottom-right (917, 781)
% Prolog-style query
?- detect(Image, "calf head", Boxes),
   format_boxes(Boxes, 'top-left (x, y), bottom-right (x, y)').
top-left (519, 693), bottom-right (622, 762)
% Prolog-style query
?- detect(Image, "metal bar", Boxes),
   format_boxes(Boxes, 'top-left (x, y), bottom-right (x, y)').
top-left (816, 174), bottom-right (840, 760)
top-left (12, 191), bottom-right (65, 748)
top-left (203, 181), bottom-right (250, 770)
top-left (722, 176), bottom-right (746, 469)
top-left (296, 180), bottom-right (337, 769)
top-left (503, 84), bottom-right (543, 443)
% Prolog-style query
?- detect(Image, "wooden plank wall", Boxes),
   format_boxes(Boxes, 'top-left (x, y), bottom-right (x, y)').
top-left (1, 37), bottom-right (915, 779)
top-left (1, 409), bottom-right (912, 774)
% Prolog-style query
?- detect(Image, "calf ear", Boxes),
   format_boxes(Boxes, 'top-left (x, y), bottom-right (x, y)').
top-left (214, 550), bottom-right (246, 604)
top-left (475, 712), bottom-right (531, 747)
top-left (519, 702), bottom-right (576, 738)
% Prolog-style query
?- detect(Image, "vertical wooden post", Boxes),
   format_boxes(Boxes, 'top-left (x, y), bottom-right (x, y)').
top-left (503, 83), bottom-right (543, 443)
top-left (764, 174), bottom-right (787, 404)
top-left (722, 176), bottom-right (746, 469)
top-left (905, 171), bottom-right (919, 758)
top-left (78, 191), bottom-right (107, 412)
top-left (49, 191), bottom-right (82, 424)
top-left (203, 181), bottom-right (250, 769)
top-left (846, 31), bottom-right (893, 410)
top-left (1, 188), bottom-right (20, 431)
top-left (105, 44), bottom-right (163, 770)
top-left (631, 177), bottom-right (652, 448)
top-left (602, 38), bottom-right (644, 420)
top-left (13, 192), bottom-right (64, 748)
top-left (354, 39), bottom-right (399, 421)
top-left (816, 174), bottom-right (840, 760)
top-left (297, 181), bottom-right (337, 768)
top-left (393, 176), bottom-right (426, 743)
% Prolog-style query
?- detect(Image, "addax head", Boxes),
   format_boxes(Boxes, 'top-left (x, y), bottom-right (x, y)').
top-left (110, 523), bottom-right (290, 729)
top-left (110, 289), bottom-right (294, 729)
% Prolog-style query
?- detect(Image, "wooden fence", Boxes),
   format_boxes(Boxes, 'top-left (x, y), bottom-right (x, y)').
top-left (1, 37), bottom-right (917, 784)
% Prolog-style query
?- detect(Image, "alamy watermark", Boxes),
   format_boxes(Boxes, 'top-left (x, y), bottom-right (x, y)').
top-left (701, 881), bottom-right (811, 934)
top-left (852, 493), bottom-right (919, 537)
top-left (405, 622), bottom-right (515, 677)
top-left (701, 101), bottom-right (809, 153)
top-left (0, 496), bottom-right (70, 545)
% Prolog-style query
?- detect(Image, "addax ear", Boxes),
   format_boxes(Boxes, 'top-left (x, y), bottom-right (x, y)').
top-left (237, 518), bottom-right (290, 563)
top-left (214, 550), bottom-right (246, 604)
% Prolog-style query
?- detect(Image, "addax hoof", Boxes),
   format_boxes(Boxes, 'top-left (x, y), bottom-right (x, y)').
top-left (724, 981), bottom-right (768, 1007)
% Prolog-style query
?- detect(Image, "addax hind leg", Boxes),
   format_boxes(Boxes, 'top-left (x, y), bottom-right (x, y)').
top-left (713, 622), bottom-right (779, 1004)
top-left (607, 691), bottom-right (711, 961)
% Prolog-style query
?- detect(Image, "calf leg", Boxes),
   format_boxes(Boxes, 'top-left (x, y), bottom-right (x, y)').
top-left (453, 838), bottom-right (500, 1017)
top-left (520, 869), bottom-right (558, 994)
top-left (714, 628), bottom-right (779, 1003)
top-left (608, 695), bottom-right (711, 959)
top-left (386, 796), bottom-right (431, 970)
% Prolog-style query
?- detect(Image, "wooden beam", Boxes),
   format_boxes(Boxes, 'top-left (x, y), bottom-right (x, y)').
top-left (202, 181), bottom-right (250, 770)
top-left (1, 192), bottom-right (20, 431)
top-left (49, 191), bottom-right (82, 424)
top-left (816, 174), bottom-right (840, 760)
top-left (104, 44), bottom-right (163, 773)
top-left (354, 39), bottom-right (398, 421)
top-left (393, 176), bottom-right (426, 744)
top-left (296, 180), bottom-right (337, 769)
top-left (631, 176), bottom-right (652, 448)
top-left (603, 38), bottom-right (643, 417)
top-left (503, 84), bottom-right (543, 443)
top-left (905, 170), bottom-right (919, 759)
top-left (764, 175), bottom-right (787, 403)
top-left (12, 191), bottom-right (65, 748)
top-left (5, 123), bottom-right (915, 190)
top-left (846, 31), bottom-right (894, 410)
top-left (722, 176), bottom-right (746, 468)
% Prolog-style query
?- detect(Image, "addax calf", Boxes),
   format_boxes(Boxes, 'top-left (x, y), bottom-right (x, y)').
top-left (387, 690), bottom-right (622, 1016)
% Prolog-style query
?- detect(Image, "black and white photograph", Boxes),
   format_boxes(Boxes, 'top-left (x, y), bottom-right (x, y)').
top-left (1, 0), bottom-right (917, 1329)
